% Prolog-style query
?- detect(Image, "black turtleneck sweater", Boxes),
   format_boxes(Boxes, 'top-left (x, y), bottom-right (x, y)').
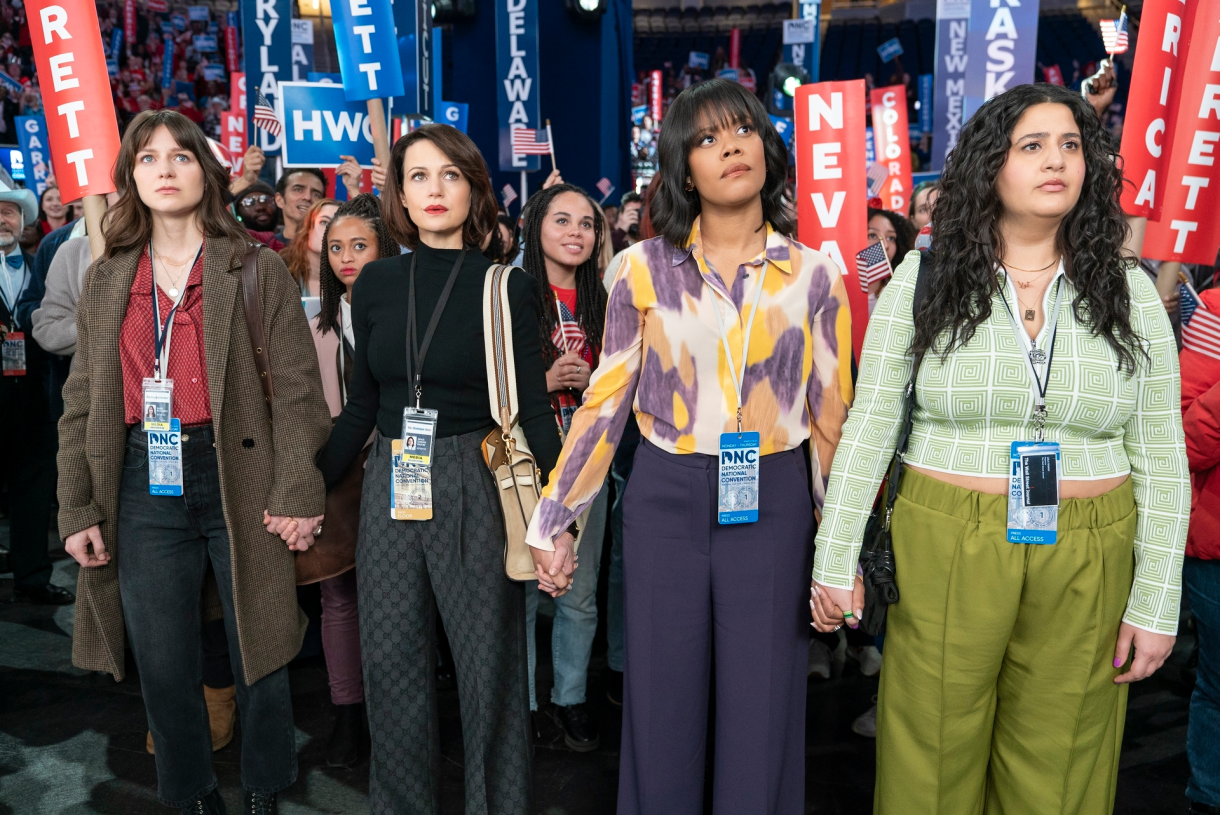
top-left (318, 243), bottom-right (562, 489)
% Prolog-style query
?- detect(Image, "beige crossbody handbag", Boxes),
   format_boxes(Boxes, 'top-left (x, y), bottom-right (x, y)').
top-left (480, 263), bottom-right (585, 581)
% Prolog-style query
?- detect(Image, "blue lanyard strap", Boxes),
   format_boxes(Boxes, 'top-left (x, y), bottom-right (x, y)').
top-left (149, 243), bottom-right (202, 382)
top-left (707, 262), bottom-right (769, 434)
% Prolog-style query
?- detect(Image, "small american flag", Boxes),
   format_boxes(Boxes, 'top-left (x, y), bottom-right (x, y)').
top-left (253, 89), bottom-right (282, 137)
top-left (596, 178), bottom-right (615, 199)
top-left (1100, 10), bottom-right (1128, 55)
top-left (1184, 305), bottom-right (1220, 362)
top-left (1181, 282), bottom-right (1200, 327)
top-left (501, 184), bottom-right (518, 208)
top-left (856, 241), bottom-right (892, 292)
top-left (511, 127), bottom-right (552, 155)
top-left (551, 298), bottom-right (586, 354)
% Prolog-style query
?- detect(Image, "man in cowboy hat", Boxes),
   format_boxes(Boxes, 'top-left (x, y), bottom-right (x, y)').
top-left (0, 168), bottom-right (73, 605)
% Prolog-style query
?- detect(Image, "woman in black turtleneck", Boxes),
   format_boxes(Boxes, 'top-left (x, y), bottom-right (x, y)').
top-left (317, 124), bottom-right (561, 815)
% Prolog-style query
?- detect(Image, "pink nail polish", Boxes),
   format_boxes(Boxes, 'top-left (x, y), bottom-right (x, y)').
top-left (1113, 657), bottom-right (1123, 668)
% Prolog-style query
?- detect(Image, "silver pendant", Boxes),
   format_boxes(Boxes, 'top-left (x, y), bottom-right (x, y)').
top-left (168, 287), bottom-right (180, 298)
top-left (1029, 347), bottom-right (1047, 365)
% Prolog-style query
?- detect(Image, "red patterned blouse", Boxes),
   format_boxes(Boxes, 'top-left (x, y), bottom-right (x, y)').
top-left (119, 247), bottom-right (212, 427)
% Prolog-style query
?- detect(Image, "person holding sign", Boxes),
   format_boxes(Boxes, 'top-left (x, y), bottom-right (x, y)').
top-left (812, 83), bottom-right (1189, 813)
top-left (524, 79), bottom-right (853, 813)
top-left (56, 110), bottom-right (332, 814)
top-left (316, 124), bottom-right (560, 815)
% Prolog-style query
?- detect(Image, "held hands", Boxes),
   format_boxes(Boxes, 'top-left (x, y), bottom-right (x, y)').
top-left (532, 532), bottom-right (577, 598)
top-left (810, 577), bottom-right (864, 633)
top-left (337, 155), bottom-right (363, 197)
top-left (1113, 623), bottom-right (1175, 684)
top-left (263, 511), bottom-right (325, 552)
top-left (65, 525), bottom-right (109, 568)
top-left (546, 352), bottom-right (590, 393)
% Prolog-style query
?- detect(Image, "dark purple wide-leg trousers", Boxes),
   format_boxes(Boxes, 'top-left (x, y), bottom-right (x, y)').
top-left (617, 440), bottom-right (814, 815)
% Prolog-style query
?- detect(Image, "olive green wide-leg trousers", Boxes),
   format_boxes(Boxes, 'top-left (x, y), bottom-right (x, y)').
top-left (875, 469), bottom-right (1137, 815)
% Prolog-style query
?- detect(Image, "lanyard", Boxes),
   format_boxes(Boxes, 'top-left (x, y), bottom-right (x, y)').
top-left (0, 257), bottom-right (28, 329)
top-left (707, 263), bottom-right (768, 433)
top-left (998, 274), bottom-right (1064, 442)
top-left (149, 243), bottom-right (202, 383)
top-left (406, 248), bottom-right (467, 408)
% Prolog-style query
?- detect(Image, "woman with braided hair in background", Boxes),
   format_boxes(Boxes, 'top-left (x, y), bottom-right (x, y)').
top-left (308, 193), bottom-right (399, 768)
top-left (517, 182), bottom-right (611, 751)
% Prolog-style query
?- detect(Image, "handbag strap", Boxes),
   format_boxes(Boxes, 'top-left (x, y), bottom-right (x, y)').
top-left (483, 263), bottom-right (518, 434)
top-left (880, 253), bottom-right (931, 530)
top-left (240, 243), bottom-right (274, 404)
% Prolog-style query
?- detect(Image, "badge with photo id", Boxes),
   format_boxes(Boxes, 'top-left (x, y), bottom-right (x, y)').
top-left (391, 407), bottom-right (438, 520)
top-left (147, 418), bottom-right (184, 497)
top-left (2, 330), bottom-right (25, 375)
top-left (142, 377), bottom-right (174, 432)
top-left (1007, 441), bottom-right (1060, 544)
top-left (718, 432), bottom-right (760, 525)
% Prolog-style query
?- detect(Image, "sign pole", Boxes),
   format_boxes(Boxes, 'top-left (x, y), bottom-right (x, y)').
top-left (521, 171), bottom-right (528, 206)
top-left (83, 195), bottom-right (107, 261)
top-left (546, 119), bottom-right (556, 175)
top-left (366, 98), bottom-right (391, 175)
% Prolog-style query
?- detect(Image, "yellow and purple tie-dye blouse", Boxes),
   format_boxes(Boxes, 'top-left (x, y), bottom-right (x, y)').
top-left (525, 218), bottom-right (854, 550)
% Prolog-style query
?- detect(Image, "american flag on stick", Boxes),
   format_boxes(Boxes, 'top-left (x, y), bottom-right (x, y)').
top-left (596, 177), bottom-right (615, 203)
top-left (856, 241), bottom-right (892, 292)
top-left (1099, 9), bottom-right (1128, 55)
top-left (511, 127), bottom-right (552, 155)
top-left (1184, 303), bottom-right (1220, 362)
top-left (501, 183), bottom-right (518, 209)
top-left (253, 89), bottom-right (282, 137)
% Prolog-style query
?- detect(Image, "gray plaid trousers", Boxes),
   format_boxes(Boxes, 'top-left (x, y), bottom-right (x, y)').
top-left (357, 429), bottom-right (533, 815)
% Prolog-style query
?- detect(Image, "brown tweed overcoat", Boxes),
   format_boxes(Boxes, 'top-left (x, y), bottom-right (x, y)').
top-left (57, 236), bottom-right (331, 686)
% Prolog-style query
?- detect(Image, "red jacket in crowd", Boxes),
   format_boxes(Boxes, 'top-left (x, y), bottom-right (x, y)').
top-left (1181, 287), bottom-right (1220, 561)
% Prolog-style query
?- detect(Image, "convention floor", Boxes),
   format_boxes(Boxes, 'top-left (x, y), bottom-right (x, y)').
top-left (0, 530), bottom-right (1198, 814)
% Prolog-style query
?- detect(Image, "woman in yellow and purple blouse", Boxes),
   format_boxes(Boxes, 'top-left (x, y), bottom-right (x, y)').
top-left (525, 79), bottom-right (853, 814)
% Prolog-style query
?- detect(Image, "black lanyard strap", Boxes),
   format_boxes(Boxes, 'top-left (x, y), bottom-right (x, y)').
top-left (406, 248), bottom-right (467, 407)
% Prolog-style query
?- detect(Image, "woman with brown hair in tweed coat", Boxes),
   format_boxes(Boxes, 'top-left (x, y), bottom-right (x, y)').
top-left (57, 110), bottom-right (331, 814)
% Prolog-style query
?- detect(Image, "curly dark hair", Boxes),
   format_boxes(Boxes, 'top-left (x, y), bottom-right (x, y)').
top-left (911, 83), bottom-right (1141, 373)
top-left (519, 183), bottom-right (608, 366)
top-left (867, 207), bottom-right (915, 266)
top-left (649, 79), bottom-right (794, 246)
top-left (317, 194), bottom-right (398, 336)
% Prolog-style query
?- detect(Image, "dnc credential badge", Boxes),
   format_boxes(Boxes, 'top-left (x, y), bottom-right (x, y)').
top-left (1007, 440), bottom-right (1060, 545)
top-left (147, 418), bottom-right (183, 497)
top-left (718, 431), bottom-right (760, 525)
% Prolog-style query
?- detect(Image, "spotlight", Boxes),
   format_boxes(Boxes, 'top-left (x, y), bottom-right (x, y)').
top-left (766, 62), bottom-right (810, 116)
top-left (565, 0), bottom-right (607, 22)
top-left (431, 0), bottom-right (475, 23)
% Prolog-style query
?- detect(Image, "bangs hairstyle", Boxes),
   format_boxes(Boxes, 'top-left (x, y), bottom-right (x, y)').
top-left (317, 193), bottom-right (398, 336)
top-left (649, 79), bottom-right (794, 247)
top-left (104, 109), bottom-right (248, 260)
top-left (913, 83), bottom-right (1141, 374)
top-left (382, 123), bottom-right (498, 250)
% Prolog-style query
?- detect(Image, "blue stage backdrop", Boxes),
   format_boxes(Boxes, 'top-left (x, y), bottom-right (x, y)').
top-left (449, 0), bottom-right (633, 206)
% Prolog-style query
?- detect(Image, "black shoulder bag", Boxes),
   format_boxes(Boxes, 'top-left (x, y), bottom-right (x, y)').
top-left (857, 253), bottom-right (930, 636)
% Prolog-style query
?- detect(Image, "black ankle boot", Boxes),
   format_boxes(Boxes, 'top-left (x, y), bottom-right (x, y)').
top-left (326, 702), bottom-right (364, 768)
top-left (243, 790), bottom-right (277, 815)
top-left (550, 703), bottom-right (600, 752)
top-left (180, 788), bottom-right (226, 815)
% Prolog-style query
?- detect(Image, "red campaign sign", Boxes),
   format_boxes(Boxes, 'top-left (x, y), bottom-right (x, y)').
top-left (795, 80), bottom-right (869, 358)
top-left (221, 111), bottom-right (245, 179)
top-left (123, 0), bottom-right (136, 57)
top-left (869, 85), bottom-right (913, 216)
top-left (224, 25), bottom-right (239, 73)
top-left (230, 72), bottom-right (246, 116)
top-left (1118, 0), bottom-right (1188, 218)
top-left (28, 0), bottom-right (121, 201)
top-left (1043, 65), bottom-right (1064, 86)
top-left (729, 28), bottom-right (741, 70)
top-left (1143, 0), bottom-right (1220, 265)
top-left (145, 0), bottom-right (168, 12)
top-left (650, 69), bottom-right (663, 122)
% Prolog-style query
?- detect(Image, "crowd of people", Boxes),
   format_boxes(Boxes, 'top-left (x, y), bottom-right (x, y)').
top-left (0, 59), bottom-right (1215, 815)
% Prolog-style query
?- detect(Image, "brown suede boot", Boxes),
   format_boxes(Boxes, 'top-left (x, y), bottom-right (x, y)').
top-left (204, 685), bottom-right (236, 750)
top-left (145, 685), bottom-right (236, 754)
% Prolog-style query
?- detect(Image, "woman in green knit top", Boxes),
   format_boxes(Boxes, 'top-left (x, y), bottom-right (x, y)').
top-left (812, 84), bottom-right (1189, 813)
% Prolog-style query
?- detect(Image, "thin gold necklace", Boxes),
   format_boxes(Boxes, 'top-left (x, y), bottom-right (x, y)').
top-left (1002, 256), bottom-right (1059, 274)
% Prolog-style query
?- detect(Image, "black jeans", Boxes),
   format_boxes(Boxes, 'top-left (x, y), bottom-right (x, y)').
top-left (0, 373), bottom-right (55, 589)
top-left (119, 424), bottom-right (296, 806)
